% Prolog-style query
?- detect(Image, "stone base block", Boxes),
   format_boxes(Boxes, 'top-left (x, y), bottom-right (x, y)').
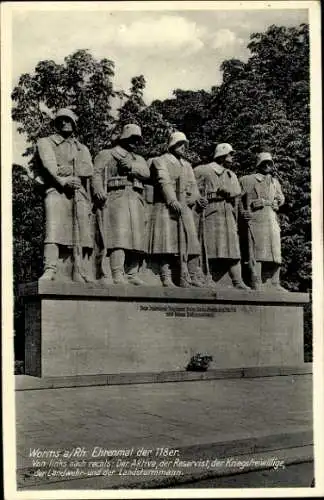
top-left (20, 282), bottom-right (309, 377)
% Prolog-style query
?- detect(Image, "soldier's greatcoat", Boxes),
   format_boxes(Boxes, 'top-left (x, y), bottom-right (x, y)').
top-left (93, 145), bottom-right (150, 252)
top-left (36, 134), bottom-right (93, 247)
top-left (194, 162), bottom-right (241, 259)
top-left (239, 173), bottom-right (285, 263)
top-left (147, 153), bottom-right (201, 256)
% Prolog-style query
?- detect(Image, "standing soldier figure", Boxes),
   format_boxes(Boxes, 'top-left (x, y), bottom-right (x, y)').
top-left (93, 124), bottom-right (150, 285)
top-left (147, 132), bottom-right (208, 287)
top-left (239, 152), bottom-right (286, 291)
top-left (194, 143), bottom-right (249, 290)
top-left (36, 108), bottom-right (94, 283)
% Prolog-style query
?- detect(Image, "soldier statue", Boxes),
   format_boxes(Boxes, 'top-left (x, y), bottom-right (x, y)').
top-left (239, 152), bottom-right (286, 291)
top-left (194, 143), bottom-right (249, 290)
top-left (93, 124), bottom-right (150, 285)
top-left (36, 108), bottom-right (94, 283)
top-left (147, 131), bottom-right (208, 287)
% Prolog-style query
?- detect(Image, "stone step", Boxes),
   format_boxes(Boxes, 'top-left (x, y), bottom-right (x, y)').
top-left (15, 364), bottom-right (312, 391)
top-left (19, 280), bottom-right (309, 303)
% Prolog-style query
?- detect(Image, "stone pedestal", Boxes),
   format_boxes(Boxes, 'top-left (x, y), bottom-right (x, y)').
top-left (19, 282), bottom-right (309, 377)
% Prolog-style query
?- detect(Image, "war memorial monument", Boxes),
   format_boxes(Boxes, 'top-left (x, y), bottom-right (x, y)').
top-left (15, 110), bottom-right (313, 489)
top-left (19, 113), bottom-right (308, 377)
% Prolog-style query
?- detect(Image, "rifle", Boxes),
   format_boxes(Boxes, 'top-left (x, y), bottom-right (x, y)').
top-left (242, 192), bottom-right (258, 285)
top-left (199, 179), bottom-right (211, 281)
top-left (175, 176), bottom-right (187, 286)
top-left (72, 158), bottom-right (82, 281)
top-left (95, 165), bottom-right (107, 248)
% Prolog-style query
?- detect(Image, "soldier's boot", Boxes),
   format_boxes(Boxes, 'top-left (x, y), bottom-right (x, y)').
top-left (187, 258), bottom-right (206, 288)
top-left (110, 249), bottom-right (128, 285)
top-left (179, 263), bottom-right (193, 288)
top-left (250, 262), bottom-right (263, 291)
top-left (270, 265), bottom-right (288, 292)
top-left (99, 276), bottom-right (112, 286)
top-left (82, 274), bottom-right (95, 284)
top-left (229, 260), bottom-right (251, 290)
top-left (39, 244), bottom-right (58, 281)
top-left (205, 273), bottom-right (218, 290)
top-left (160, 261), bottom-right (176, 287)
top-left (80, 250), bottom-right (96, 284)
top-left (72, 269), bottom-right (86, 283)
top-left (126, 255), bottom-right (146, 286)
top-left (112, 271), bottom-right (128, 285)
top-left (71, 249), bottom-right (87, 284)
top-left (73, 267), bottom-right (95, 284)
top-left (95, 250), bottom-right (112, 286)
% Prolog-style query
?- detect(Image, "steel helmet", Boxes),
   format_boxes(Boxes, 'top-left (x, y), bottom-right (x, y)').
top-left (168, 131), bottom-right (188, 149)
top-left (214, 143), bottom-right (234, 159)
top-left (256, 152), bottom-right (274, 167)
top-left (54, 108), bottom-right (78, 128)
top-left (120, 123), bottom-right (142, 141)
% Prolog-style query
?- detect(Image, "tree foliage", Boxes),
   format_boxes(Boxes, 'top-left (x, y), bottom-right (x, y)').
top-left (116, 75), bottom-right (175, 158)
top-left (12, 23), bottom-right (312, 361)
top-left (12, 164), bottom-right (44, 360)
top-left (12, 49), bottom-right (117, 157)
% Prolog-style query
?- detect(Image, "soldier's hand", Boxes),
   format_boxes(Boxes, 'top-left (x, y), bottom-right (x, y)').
top-left (271, 200), bottom-right (279, 211)
top-left (168, 200), bottom-right (182, 216)
top-left (57, 165), bottom-right (73, 176)
top-left (196, 197), bottom-right (208, 209)
top-left (95, 190), bottom-right (107, 202)
top-left (64, 177), bottom-right (81, 190)
top-left (119, 157), bottom-right (132, 173)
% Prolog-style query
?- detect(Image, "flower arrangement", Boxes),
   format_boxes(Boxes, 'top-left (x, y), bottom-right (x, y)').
top-left (186, 352), bottom-right (213, 372)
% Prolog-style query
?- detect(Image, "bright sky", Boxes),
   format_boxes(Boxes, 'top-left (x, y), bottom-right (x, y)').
top-left (11, 4), bottom-right (308, 164)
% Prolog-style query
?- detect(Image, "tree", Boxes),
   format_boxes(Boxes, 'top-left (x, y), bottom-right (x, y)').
top-left (118, 75), bottom-right (146, 126)
top-left (116, 75), bottom-right (175, 158)
top-left (150, 89), bottom-right (212, 164)
top-left (12, 49), bottom-right (117, 158)
top-left (12, 164), bottom-right (44, 361)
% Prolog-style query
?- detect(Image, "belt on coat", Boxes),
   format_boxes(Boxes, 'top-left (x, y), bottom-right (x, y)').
top-left (250, 199), bottom-right (273, 210)
top-left (106, 176), bottom-right (144, 193)
top-left (207, 192), bottom-right (225, 202)
top-left (57, 165), bottom-right (93, 177)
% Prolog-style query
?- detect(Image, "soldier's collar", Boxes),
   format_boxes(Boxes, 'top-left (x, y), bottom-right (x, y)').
top-left (51, 133), bottom-right (79, 147)
top-left (166, 152), bottom-right (179, 162)
top-left (114, 145), bottom-right (130, 158)
top-left (167, 152), bottom-right (185, 166)
top-left (255, 173), bottom-right (272, 182)
top-left (212, 162), bottom-right (225, 175)
top-left (50, 133), bottom-right (65, 145)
